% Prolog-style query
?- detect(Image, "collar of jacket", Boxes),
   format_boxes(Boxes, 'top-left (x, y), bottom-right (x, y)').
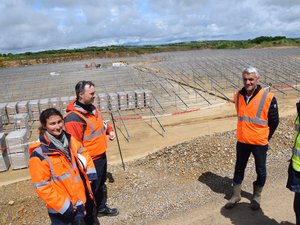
top-left (74, 101), bottom-right (96, 116)
top-left (66, 99), bottom-right (96, 115)
top-left (39, 131), bottom-right (71, 154)
top-left (239, 84), bottom-right (262, 98)
top-left (75, 99), bottom-right (95, 113)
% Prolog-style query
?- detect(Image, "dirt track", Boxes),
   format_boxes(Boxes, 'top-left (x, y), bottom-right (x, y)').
top-left (152, 164), bottom-right (295, 225)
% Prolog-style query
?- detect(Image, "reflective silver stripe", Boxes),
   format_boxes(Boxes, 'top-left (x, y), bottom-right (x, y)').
top-left (35, 147), bottom-right (72, 182)
top-left (84, 117), bottom-right (95, 133)
top-left (60, 199), bottom-right (71, 214)
top-left (73, 175), bottom-right (81, 183)
top-left (33, 180), bottom-right (51, 189)
top-left (83, 126), bottom-right (106, 140)
top-left (236, 89), bottom-right (269, 126)
top-left (78, 146), bottom-right (84, 154)
top-left (34, 145), bottom-right (76, 215)
top-left (82, 114), bottom-right (106, 140)
top-left (48, 199), bottom-right (71, 214)
top-left (86, 168), bottom-right (96, 175)
top-left (35, 147), bottom-right (57, 178)
top-left (293, 147), bottom-right (300, 157)
top-left (238, 116), bottom-right (268, 125)
top-left (75, 200), bottom-right (83, 206)
top-left (75, 109), bottom-right (106, 141)
top-left (73, 163), bottom-right (77, 169)
top-left (53, 172), bottom-right (71, 182)
top-left (48, 208), bottom-right (59, 214)
top-left (256, 89), bottom-right (269, 118)
top-left (35, 147), bottom-right (43, 155)
top-left (87, 173), bottom-right (97, 181)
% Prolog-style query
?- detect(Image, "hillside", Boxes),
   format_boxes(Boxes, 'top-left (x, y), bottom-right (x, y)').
top-left (1, 36), bottom-right (299, 68)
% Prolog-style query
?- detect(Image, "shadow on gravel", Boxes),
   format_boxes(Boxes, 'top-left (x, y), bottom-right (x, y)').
top-left (221, 203), bottom-right (294, 225)
top-left (199, 172), bottom-right (294, 225)
top-left (198, 171), bottom-right (252, 200)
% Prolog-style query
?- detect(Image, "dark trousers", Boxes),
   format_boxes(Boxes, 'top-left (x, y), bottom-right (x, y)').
top-left (233, 142), bottom-right (268, 187)
top-left (91, 154), bottom-right (107, 210)
top-left (75, 161), bottom-right (97, 225)
top-left (49, 205), bottom-right (85, 225)
top-left (84, 190), bottom-right (97, 224)
top-left (295, 193), bottom-right (300, 225)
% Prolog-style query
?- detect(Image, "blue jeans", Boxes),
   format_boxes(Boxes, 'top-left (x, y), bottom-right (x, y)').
top-left (233, 142), bottom-right (268, 187)
top-left (49, 205), bottom-right (85, 225)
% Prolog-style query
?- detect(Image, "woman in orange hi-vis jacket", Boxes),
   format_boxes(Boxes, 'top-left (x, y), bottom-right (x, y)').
top-left (28, 108), bottom-right (99, 225)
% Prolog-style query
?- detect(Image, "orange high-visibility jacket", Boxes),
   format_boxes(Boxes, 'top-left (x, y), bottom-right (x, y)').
top-left (29, 132), bottom-right (95, 215)
top-left (234, 88), bottom-right (273, 145)
top-left (64, 100), bottom-right (109, 160)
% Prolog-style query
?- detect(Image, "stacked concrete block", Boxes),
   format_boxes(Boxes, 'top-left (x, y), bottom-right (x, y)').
top-left (6, 130), bottom-right (28, 154)
top-left (17, 100), bottom-right (29, 114)
top-left (61, 96), bottom-right (70, 115)
top-left (8, 151), bottom-right (29, 170)
top-left (0, 133), bottom-right (10, 171)
top-left (39, 98), bottom-right (50, 113)
top-left (29, 99), bottom-right (40, 121)
top-left (14, 113), bottom-right (30, 138)
top-left (126, 91), bottom-right (136, 110)
top-left (135, 90), bottom-right (145, 109)
top-left (6, 129), bottom-right (28, 169)
top-left (117, 92), bottom-right (128, 110)
top-left (6, 102), bottom-right (18, 123)
top-left (0, 103), bottom-right (8, 124)
top-left (144, 90), bottom-right (152, 108)
top-left (98, 93), bottom-right (109, 113)
top-left (108, 93), bottom-right (118, 112)
top-left (50, 97), bottom-right (62, 110)
top-left (14, 113), bottom-right (29, 130)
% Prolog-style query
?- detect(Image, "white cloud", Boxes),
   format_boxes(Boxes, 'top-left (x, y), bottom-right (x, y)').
top-left (0, 0), bottom-right (299, 53)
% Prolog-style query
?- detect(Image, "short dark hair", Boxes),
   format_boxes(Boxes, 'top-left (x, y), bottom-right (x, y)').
top-left (39, 108), bottom-right (63, 133)
top-left (75, 80), bottom-right (95, 99)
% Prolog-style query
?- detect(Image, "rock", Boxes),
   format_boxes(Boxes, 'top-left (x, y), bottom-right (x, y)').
top-left (8, 200), bottom-right (14, 205)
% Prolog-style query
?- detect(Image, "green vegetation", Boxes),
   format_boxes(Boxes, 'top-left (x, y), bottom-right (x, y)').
top-left (0, 36), bottom-right (299, 62)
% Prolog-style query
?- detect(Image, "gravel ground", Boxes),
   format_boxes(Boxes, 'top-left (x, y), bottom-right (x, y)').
top-left (0, 115), bottom-right (295, 225)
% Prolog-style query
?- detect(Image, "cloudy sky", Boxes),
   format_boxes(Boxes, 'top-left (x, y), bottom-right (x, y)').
top-left (0, 0), bottom-right (299, 54)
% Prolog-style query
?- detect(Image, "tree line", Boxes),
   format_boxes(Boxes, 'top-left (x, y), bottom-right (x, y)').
top-left (0, 36), bottom-right (299, 61)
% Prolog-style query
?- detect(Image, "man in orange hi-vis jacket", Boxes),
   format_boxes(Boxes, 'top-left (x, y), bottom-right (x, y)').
top-left (225, 66), bottom-right (279, 210)
top-left (64, 80), bottom-right (118, 219)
